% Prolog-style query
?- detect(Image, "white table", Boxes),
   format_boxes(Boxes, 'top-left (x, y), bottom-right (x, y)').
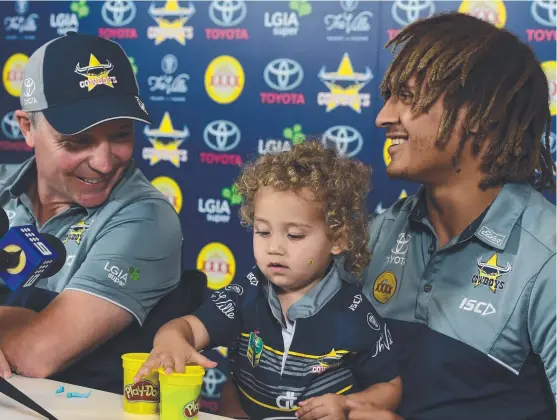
top-left (0, 375), bottom-right (231, 419)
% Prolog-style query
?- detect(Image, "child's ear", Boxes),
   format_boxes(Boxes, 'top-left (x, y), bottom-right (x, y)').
top-left (331, 232), bottom-right (348, 255)
top-left (331, 244), bottom-right (344, 255)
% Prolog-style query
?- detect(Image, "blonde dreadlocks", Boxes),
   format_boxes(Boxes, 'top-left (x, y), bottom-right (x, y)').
top-left (381, 12), bottom-right (555, 192)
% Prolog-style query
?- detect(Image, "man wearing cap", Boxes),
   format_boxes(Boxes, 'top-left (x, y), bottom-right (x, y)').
top-left (0, 32), bottom-right (182, 390)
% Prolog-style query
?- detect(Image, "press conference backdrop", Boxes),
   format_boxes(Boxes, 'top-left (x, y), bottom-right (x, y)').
top-left (0, 0), bottom-right (556, 411)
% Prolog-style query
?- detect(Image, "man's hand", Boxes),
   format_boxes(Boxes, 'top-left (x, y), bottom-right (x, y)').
top-left (296, 394), bottom-right (348, 420)
top-left (0, 348), bottom-right (11, 378)
top-left (346, 399), bottom-right (403, 420)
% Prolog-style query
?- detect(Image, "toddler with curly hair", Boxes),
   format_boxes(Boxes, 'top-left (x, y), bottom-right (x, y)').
top-left (135, 141), bottom-right (402, 420)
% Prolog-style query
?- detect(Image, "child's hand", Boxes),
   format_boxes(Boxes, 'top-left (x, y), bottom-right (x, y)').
top-left (345, 398), bottom-right (403, 420)
top-left (296, 393), bottom-right (348, 420)
top-left (133, 327), bottom-right (216, 383)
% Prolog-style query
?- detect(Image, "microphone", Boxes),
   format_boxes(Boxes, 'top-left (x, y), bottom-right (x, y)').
top-left (0, 225), bottom-right (66, 291)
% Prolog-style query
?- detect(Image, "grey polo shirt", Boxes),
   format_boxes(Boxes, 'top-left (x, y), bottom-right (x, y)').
top-left (362, 182), bottom-right (556, 420)
top-left (0, 157), bottom-right (182, 325)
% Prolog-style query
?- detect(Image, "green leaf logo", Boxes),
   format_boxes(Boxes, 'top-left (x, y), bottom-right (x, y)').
top-left (222, 185), bottom-right (243, 205)
top-left (289, 0), bottom-right (312, 17)
top-left (128, 267), bottom-right (140, 281)
top-left (70, 1), bottom-right (89, 19)
top-left (283, 124), bottom-right (306, 145)
top-left (128, 56), bottom-right (138, 76)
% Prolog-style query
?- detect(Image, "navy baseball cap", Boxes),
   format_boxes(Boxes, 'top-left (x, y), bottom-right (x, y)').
top-left (20, 32), bottom-right (151, 135)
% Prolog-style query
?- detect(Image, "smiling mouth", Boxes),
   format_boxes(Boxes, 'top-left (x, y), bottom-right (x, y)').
top-left (76, 176), bottom-right (107, 185)
top-left (389, 136), bottom-right (408, 146)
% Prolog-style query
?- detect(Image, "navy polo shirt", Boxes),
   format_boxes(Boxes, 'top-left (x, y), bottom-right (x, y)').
top-left (362, 182), bottom-right (556, 420)
top-left (194, 263), bottom-right (400, 420)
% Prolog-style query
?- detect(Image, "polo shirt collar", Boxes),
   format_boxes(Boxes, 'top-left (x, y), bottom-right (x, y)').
top-left (407, 182), bottom-right (531, 250)
top-left (261, 261), bottom-right (343, 327)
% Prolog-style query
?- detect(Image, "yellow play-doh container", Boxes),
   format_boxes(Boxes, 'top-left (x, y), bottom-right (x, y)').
top-left (158, 365), bottom-right (205, 420)
top-left (122, 353), bottom-right (160, 414)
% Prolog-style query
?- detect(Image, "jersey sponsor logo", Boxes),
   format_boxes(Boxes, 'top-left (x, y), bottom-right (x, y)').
top-left (386, 232), bottom-right (410, 266)
top-left (373, 271), bottom-right (397, 304)
top-left (472, 253), bottom-right (511, 293)
top-left (104, 262), bottom-right (140, 286)
top-left (276, 391), bottom-right (298, 410)
top-left (210, 290), bottom-right (236, 319)
top-left (63, 219), bottom-right (90, 245)
top-left (349, 293), bottom-right (362, 311)
top-left (312, 348), bottom-right (344, 374)
top-left (477, 225), bottom-right (505, 246)
top-left (247, 271), bottom-right (259, 286)
top-left (66, 255), bottom-right (75, 267)
top-left (459, 297), bottom-right (496, 316)
top-left (247, 330), bottom-right (264, 368)
top-left (366, 312), bottom-right (380, 330)
top-left (225, 284), bottom-right (243, 295)
top-left (372, 323), bottom-right (393, 358)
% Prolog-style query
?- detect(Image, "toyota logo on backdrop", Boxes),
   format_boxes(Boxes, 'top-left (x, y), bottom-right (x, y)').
top-left (101, 0), bottom-right (136, 27)
top-left (203, 120), bottom-right (241, 152)
top-left (209, 0), bottom-right (247, 27)
top-left (391, 0), bottom-right (435, 26)
top-left (1, 111), bottom-right (23, 140)
top-left (322, 125), bottom-right (363, 157)
top-left (263, 58), bottom-right (304, 91)
top-left (531, 0), bottom-right (557, 27)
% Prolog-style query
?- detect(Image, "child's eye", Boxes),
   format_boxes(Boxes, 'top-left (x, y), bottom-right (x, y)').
top-left (255, 231), bottom-right (270, 238)
top-left (288, 234), bottom-right (306, 240)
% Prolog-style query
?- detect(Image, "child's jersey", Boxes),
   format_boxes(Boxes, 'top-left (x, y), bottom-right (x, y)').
top-left (194, 264), bottom-right (399, 420)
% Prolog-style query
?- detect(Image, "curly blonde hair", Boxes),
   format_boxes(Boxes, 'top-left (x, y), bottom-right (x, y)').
top-left (234, 141), bottom-right (371, 277)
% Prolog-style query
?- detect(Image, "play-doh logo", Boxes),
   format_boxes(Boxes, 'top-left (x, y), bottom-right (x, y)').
top-left (124, 380), bottom-right (159, 403)
top-left (183, 395), bottom-right (200, 418)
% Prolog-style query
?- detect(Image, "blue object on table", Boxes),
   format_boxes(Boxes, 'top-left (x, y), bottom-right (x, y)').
top-left (66, 390), bottom-right (92, 398)
top-left (55, 386), bottom-right (64, 394)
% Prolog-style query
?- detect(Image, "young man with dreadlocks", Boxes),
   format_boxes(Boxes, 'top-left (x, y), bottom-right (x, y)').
top-left (350, 12), bottom-right (556, 420)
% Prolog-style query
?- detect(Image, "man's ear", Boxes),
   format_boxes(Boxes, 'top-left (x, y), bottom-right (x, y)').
top-left (14, 110), bottom-right (35, 148)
